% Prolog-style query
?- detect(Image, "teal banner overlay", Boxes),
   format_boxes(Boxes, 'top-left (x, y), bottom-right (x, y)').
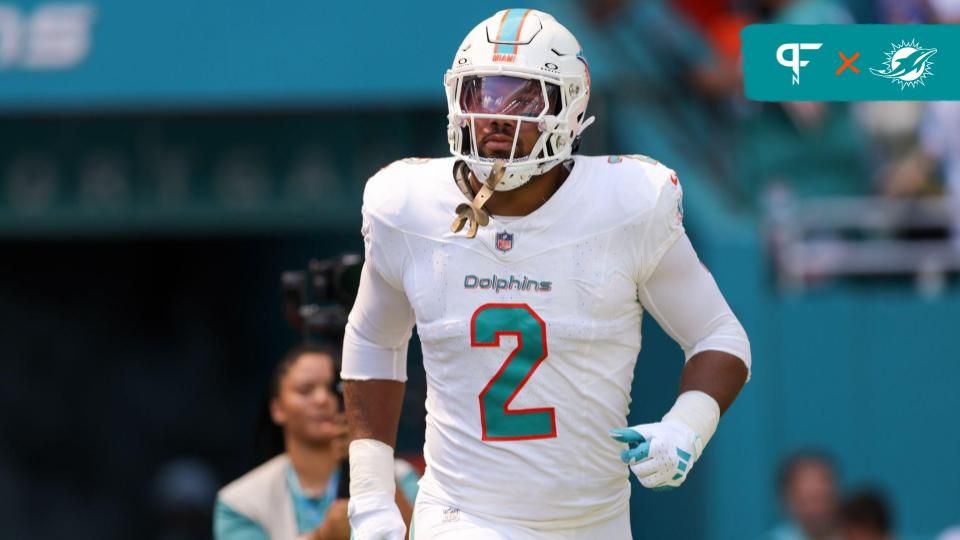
top-left (742, 24), bottom-right (960, 101)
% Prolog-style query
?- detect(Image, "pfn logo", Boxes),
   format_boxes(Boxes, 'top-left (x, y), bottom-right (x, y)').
top-left (0, 3), bottom-right (96, 70)
top-left (776, 42), bottom-right (823, 85)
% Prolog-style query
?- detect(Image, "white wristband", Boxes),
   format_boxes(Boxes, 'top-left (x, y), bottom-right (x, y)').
top-left (662, 391), bottom-right (721, 452)
top-left (349, 439), bottom-right (396, 498)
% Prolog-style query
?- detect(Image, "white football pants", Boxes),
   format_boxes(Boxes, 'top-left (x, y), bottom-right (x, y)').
top-left (409, 493), bottom-right (631, 540)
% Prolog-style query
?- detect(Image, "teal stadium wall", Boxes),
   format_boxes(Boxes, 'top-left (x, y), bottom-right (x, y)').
top-left (680, 176), bottom-right (960, 540)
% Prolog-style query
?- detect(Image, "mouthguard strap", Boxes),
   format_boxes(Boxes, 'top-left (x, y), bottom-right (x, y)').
top-left (451, 160), bottom-right (505, 239)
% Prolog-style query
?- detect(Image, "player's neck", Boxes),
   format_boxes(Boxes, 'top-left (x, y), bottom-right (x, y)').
top-left (285, 437), bottom-right (339, 496)
top-left (469, 163), bottom-right (570, 217)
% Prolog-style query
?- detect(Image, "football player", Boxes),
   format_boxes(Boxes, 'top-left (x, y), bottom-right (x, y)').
top-left (340, 9), bottom-right (751, 540)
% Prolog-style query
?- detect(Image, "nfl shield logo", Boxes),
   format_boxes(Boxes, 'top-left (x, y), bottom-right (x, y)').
top-left (495, 231), bottom-right (514, 252)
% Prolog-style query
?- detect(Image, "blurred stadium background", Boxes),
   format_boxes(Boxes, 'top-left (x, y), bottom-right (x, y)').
top-left (1, 0), bottom-right (958, 538)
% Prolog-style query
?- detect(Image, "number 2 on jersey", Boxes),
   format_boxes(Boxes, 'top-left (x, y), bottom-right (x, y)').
top-left (470, 303), bottom-right (556, 441)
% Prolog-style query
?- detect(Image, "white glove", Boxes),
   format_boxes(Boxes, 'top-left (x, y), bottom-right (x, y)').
top-left (347, 492), bottom-right (406, 540)
top-left (609, 420), bottom-right (702, 491)
top-left (609, 391), bottom-right (720, 491)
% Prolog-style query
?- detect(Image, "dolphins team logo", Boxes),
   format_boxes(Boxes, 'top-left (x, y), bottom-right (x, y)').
top-left (870, 39), bottom-right (937, 89)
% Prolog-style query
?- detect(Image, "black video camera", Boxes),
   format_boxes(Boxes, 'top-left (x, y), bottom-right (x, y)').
top-left (281, 253), bottom-right (363, 340)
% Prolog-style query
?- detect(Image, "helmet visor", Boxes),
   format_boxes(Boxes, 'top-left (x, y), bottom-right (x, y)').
top-left (459, 75), bottom-right (558, 118)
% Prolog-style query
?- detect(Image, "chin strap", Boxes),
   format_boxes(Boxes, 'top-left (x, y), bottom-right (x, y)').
top-left (451, 159), bottom-right (505, 239)
top-left (571, 116), bottom-right (596, 153)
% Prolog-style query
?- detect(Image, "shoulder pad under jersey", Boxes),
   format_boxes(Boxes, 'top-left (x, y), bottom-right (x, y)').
top-left (362, 157), bottom-right (460, 234)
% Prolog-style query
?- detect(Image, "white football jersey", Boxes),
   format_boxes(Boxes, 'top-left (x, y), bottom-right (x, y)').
top-left (361, 154), bottom-right (684, 529)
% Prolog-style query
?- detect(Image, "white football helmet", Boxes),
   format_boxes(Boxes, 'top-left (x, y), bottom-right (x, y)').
top-left (444, 9), bottom-right (594, 191)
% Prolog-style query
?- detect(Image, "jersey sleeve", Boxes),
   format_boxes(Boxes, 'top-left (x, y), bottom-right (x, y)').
top-left (636, 165), bottom-right (685, 284)
top-left (340, 262), bottom-right (415, 381)
top-left (341, 163), bottom-right (417, 382)
top-left (638, 234), bottom-right (751, 377)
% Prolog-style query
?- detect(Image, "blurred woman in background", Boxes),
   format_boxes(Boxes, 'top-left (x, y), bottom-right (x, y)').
top-left (213, 344), bottom-right (416, 540)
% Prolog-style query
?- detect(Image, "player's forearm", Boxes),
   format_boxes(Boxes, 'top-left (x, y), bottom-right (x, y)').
top-left (679, 350), bottom-right (748, 414)
top-left (343, 380), bottom-right (405, 446)
top-left (340, 262), bottom-right (413, 446)
top-left (342, 380), bottom-right (408, 536)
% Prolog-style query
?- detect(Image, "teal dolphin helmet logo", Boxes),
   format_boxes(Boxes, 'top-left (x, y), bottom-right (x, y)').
top-left (870, 39), bottom-right (937, 89)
